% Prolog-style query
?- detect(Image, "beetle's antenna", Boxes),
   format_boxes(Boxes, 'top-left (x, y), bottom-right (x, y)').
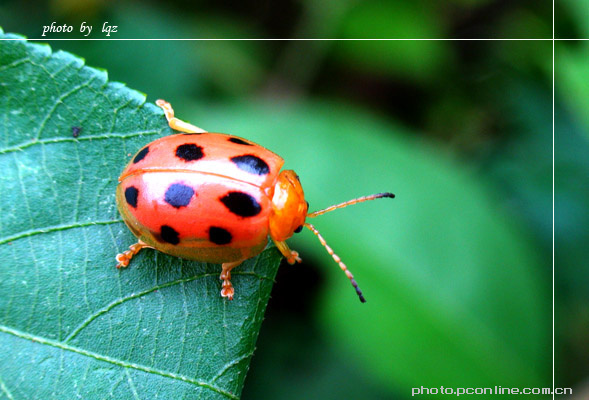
top-left (304, 222), bottom-right (366, 303)
top-left (307, 192), bottom-right (395, 218)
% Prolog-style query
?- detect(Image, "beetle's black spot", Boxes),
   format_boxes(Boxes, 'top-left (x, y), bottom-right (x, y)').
top-left (72, 126), bottom-right (82, 138)
top-left (176, 144), bottom-right (204, 161)
top-left (209, 226), bottom-right (232, 245)
top-left (133, 146), bottom-right (150, 163)
top-left (124, 186), bottom-right (139, 208)
top-left (306, 201), bottom-right (309, 209)
top-left (228, 137), bottom-right (252, 146)
top-left (160, 225), bottom-right (180, 245)
top-left (230, 155), bottom-right (269, 175)
top-left (165, 183), bottom-right (194, 208)
top-left (220, 191), bottom-right (261, 217)
top-left (294, 225), bottom-right (303, 233)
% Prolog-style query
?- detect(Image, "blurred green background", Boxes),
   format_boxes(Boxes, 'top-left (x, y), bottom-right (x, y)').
top-left (2, 0), bottom-right (585, 399)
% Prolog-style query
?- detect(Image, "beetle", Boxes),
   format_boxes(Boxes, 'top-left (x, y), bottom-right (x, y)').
top-left (115, 99), bottom-right (394, 302)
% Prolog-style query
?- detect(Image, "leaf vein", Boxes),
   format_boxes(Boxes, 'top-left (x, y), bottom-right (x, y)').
top-left (175, 280), bottom-right (189, 375)
top-left (12, 152), bottom-right (34, 229)
top-left (125, 369), bottom-right (141, 400)
top-left (34, 76), bottom-right (99, 141)
top-left (150, 290), bottom-right (164, 368)
top-left (0, 130), bottom-right (161, 155)
top-left (209, 351), bottom-right (255, 384)
top-left (0, 325), bottom-right (238, 400)
top-left (0, 219), bottom-right (123, 245)
top-left (24, 236), bottom-right (41, 333)
top-left (64, 270), bottom-right (274, 343)
top-left (0, 376), bottom-right (15, 400)
top-left (72, 143), bottom-right (84, 223)
top-left (64, 272), bottom-right (220, 342)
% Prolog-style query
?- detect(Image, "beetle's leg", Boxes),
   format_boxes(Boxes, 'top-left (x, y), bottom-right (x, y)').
top-left (156, 99), bottom-right (207, 134)
top-left (220, 260), bottom-right (244, 300)
top-left (273, 240), bottom-right (302, 265)
top-left (115, 240), bottom-right (153, 268)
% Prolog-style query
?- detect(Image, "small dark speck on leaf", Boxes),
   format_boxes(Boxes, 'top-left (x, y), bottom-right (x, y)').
top-left (72, 126), bottom-right (82, 138)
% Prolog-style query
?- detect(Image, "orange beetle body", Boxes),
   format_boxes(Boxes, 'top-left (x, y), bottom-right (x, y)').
top-left (116, 132), bottom-right (304, 264)
top-left (116, 100), bottom-right (394, 302)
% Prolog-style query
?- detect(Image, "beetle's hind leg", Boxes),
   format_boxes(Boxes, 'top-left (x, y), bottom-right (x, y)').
top-left (115, 240), bottom-right (153, 268)
top-left (156, 99), bottom-right (207, 134)
top-left (220, 260), bottom-right (246, 300)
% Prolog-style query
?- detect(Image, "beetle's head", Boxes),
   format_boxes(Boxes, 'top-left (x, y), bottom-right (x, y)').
top-left (269, 170), bottom-right (308, 242)
top-left (268, 169), bottom-right (395, 304)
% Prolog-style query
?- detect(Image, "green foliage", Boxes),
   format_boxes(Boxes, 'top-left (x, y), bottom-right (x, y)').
top-left (558, 0), bottom-right (589, 38)
top-left (333, 2), bottom-right (451, 82)
top-left (0, 32), bottom-right (282, 399)
top-left (556, 41), bottom-right (589, 139)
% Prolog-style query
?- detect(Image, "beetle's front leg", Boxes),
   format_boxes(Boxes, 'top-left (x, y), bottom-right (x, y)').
top-left (273, 240), bottom-right (302, 265)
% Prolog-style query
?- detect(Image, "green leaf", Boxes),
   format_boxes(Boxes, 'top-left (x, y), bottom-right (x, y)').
top-left (0, 31), bottom-right (282, 399)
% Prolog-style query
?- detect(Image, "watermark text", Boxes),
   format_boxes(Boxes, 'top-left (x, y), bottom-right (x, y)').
top-left (411, 386), bottom-right (572, 396)
top-left (41, 22), bottom-right (118, 37)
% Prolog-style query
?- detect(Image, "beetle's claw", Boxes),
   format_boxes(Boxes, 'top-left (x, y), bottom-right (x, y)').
top-left (114, 241), bottom-right (151, 269)
top-left (221, 285), bottom-right (235, 300)
top-left (287, 251), bottom-right (301, 265)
